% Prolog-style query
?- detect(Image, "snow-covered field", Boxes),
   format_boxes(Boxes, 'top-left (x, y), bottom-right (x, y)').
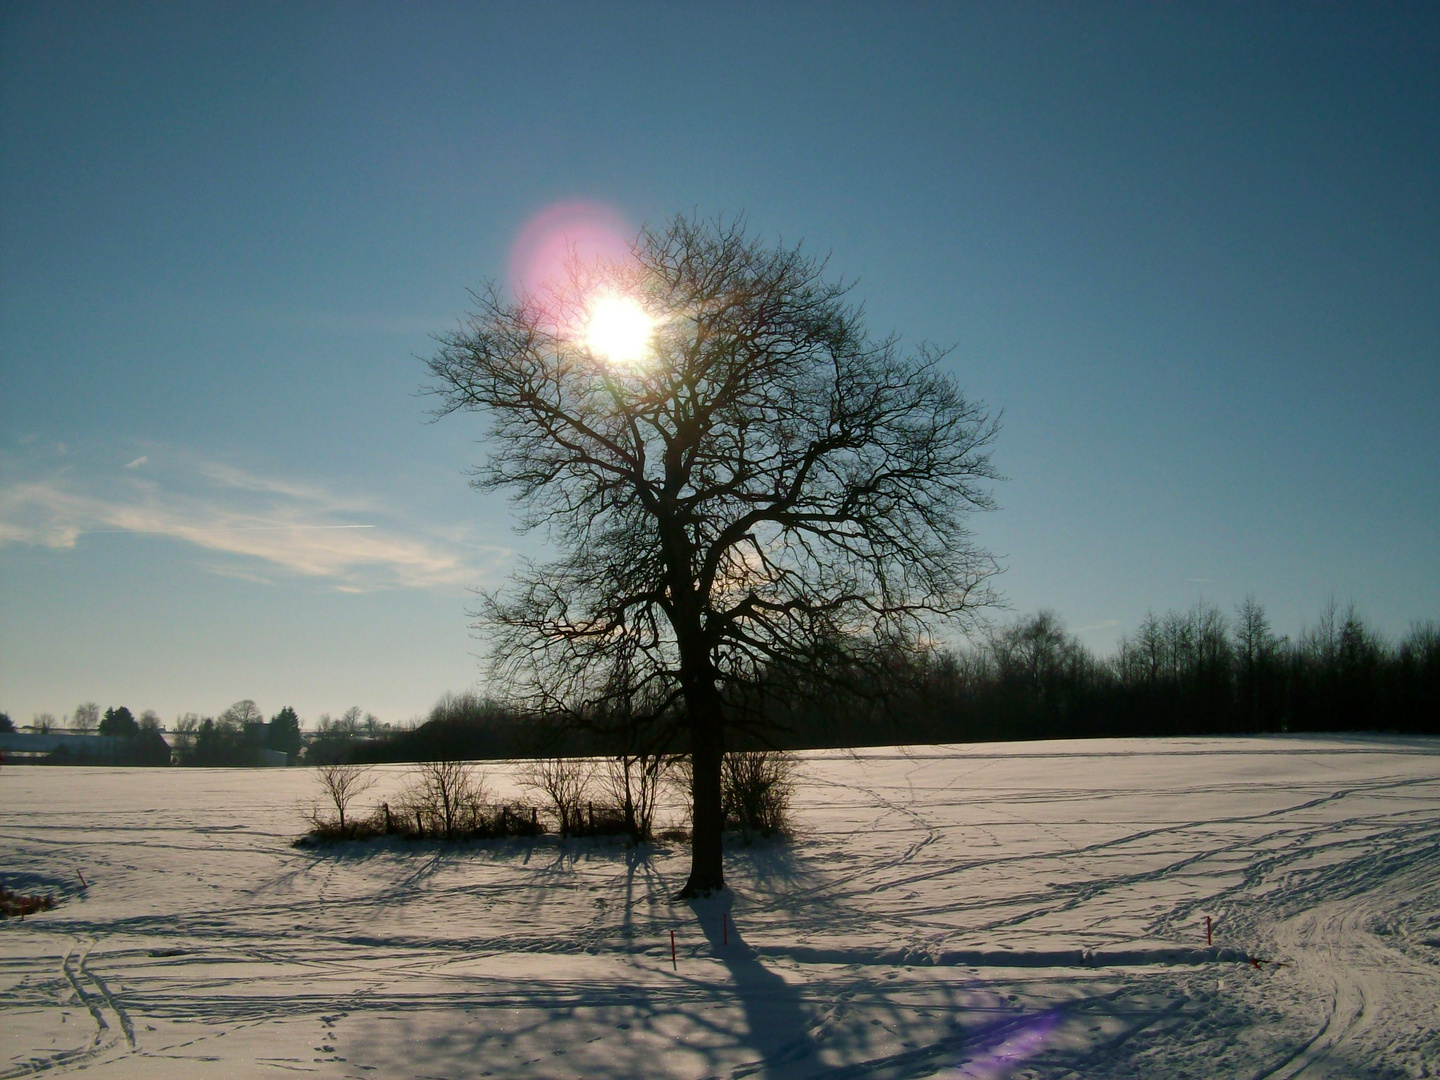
top-left (3, 736), bottom-right (1439, 1079)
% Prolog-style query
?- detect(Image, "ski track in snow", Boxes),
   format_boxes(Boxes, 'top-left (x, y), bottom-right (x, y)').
top-left (2, 735), bottom-right (1438, 1079)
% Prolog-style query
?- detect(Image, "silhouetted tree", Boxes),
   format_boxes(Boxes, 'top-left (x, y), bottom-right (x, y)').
top-left (99, 706), bottom-right (138, 737)
top-left (268, 706), bottom-right (303, 761)
top-left (1234, 595), bottom-right (1282, 730)
top-left (129, 714), bottom-right (173, 766)
top-left (0, 711), bottom-right (12, 734)
top-left (427, 214), bottom-right (999, 894)
top-left (220, 698), bottom-right (264, 728)
top-left (192, 714), bottom-right (248, 765)
top-left (308, 706), bottom-right (380, 764)
top-left (171, 714), bottom-right (200, 761)
top-left (313, 764), bottom-right (374, 832)
top-left (1396, 622), bottom-right (1440, 731)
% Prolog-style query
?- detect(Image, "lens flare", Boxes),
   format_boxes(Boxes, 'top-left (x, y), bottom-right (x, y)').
top-left (944, 1009), bottom-right (1061, 1079)
top-left (508, 200), bottom-right (634, 300)
top-left (585, 293), bottom-right (654, 367)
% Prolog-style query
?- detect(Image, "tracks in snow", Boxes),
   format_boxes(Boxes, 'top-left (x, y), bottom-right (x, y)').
top-left (1, 942), bottom-right (135, 1079)
top-left (1246, 834), bottom-right (1440, 1080)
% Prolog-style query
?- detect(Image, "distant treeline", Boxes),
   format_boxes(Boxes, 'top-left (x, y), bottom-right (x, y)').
top-left (169, 703), bottom-right (403, 766)
top-left (349, 597), bottom-right (1437, 762)
top-left (6, 598), bottom-right (1434, 767)
top-left (348, 695), bottom-right (564, 763)
top-left (938, 601), bottom-right (1434, 743)
top-left (835, 596), bottom-right (1438, 746)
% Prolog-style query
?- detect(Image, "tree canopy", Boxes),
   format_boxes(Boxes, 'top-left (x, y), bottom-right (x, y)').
top-left (268, 706), bottom-right (303, 760)
top-left (99, 705), bottom-right (138, 738)
top-left (427, 215), bottom-right (1000, 894)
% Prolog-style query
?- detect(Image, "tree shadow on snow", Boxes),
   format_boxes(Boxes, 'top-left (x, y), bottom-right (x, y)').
top-left (686, 890), bottom-right (824, 1077)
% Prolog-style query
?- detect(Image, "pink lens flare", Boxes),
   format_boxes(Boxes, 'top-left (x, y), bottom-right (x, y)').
top-left (507, 200), bottom-right (636, 301)
top-left (944, 1008), bottom-right (1062, 1079)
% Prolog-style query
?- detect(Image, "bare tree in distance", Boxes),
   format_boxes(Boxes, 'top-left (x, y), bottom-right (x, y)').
top-left (71, 702), bottom-right (100, 732)
top-left (426, 214), bottom-right (1000, 895)
top-left (220, 699), bottom-right (264, 727)
top-left (407, 757), bottom-right (484, 838)
top-left (518, 757), bottom-right (595, 837)
top-left (313, 763), bottom-right (375, 833)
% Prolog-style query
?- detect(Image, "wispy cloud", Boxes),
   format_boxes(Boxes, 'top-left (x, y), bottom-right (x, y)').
top-left (1074, 618), bottom-right (1120, 634)
top-left (0, 449), bottom-right (507, 592)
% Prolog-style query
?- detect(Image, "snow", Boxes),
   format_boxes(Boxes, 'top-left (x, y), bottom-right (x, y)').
top-left (3, 735), bottom-right (1438, 1079)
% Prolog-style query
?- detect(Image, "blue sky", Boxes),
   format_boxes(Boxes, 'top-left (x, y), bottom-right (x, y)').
top-left (2, 2), bottom-right (1437, 726)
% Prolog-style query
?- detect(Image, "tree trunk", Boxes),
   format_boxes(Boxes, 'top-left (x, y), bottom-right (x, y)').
top-left (680, 683), bottom-right (725, 897)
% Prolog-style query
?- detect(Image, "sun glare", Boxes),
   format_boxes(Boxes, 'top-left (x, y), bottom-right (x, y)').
top-left (585, 294), bottom-right (654, 367)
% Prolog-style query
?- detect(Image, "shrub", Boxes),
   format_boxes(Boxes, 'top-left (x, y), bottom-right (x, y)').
top-left (402, 758), bottom-right (485, 838)
top-left (667, 750), bottom-right (798, 837)
top-left (721, 751), bottom-right (797, 836)
top-left (517, 757), bottom-right (596, 837)
top-left (310, 763), bottom-right (375, 833)
top-left (1, 885), bottom-right (56, 918)
top-left (601, 754), bottom-right (675, 843)
top-left (298, 759), bottom-right (547, 846)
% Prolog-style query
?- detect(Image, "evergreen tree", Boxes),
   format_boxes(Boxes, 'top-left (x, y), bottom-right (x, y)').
top-left (268, 706), bottom-right (303, 761)
top-left (99, 706), bottom-right (139, 738)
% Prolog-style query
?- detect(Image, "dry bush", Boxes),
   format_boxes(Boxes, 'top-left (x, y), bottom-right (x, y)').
top-left (1, 885), bottom-right (56, 919)
top-left (722, 751), bottom-right (798, 836)
top-left (402, 758), bottom-right (486, 838)
top-left (297, 756), bottom-right (550, 846)
top-left (311, 763), bottom-right (375, 833)
top-left (601, 754), bottom-right (675, 843)
top-left (665, 750), bottom-right (797, 837)
top-left (518, 757), bottom-right (595, 837)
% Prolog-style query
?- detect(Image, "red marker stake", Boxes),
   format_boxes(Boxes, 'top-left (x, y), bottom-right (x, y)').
top-left (76, 869), bottom-right (87, 889)
top-left (670, 930), bottom-right (677, 970)
top-left (1206, 916), bottom-right (1212, 947)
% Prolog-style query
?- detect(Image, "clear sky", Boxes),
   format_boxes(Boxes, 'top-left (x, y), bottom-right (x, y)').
top-left (2, 3), bottom-right (1437, 727)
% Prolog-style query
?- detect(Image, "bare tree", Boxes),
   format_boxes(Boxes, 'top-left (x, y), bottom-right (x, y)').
top-left (427, 214), bottom-right (999, 895)
top-left (518, 757), bottom-right (595, 837)
top-left (1234, 595), bottom-right (1276, 670)
top-left (314, 763), bottom-right (375, 832)
top-left (71, 702), bottom-right (100, 732)
top-left (602, 753), bottom-right (674, 843)
top-left (170, 714), bottom-right (200, 759)
top-left (338, 705), bottom-right (364, 735)
top-left (219, 699), bottom-right (264, 727)
top-left (722, 751), bottom-right (797, 836)
top-left (406, 758), bottom-right (484, 838)
top-left (989, 610), bottom-right (1074, 707)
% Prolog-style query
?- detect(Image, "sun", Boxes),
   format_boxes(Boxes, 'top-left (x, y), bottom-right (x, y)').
top-left (584, 293), bottom-right (654, 367)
